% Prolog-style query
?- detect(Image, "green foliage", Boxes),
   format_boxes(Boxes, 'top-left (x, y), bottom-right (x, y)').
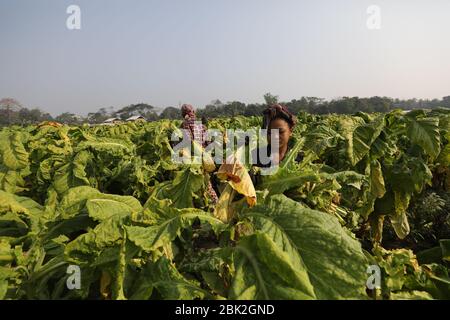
top-left (0, 109), bottom-right (448, 300)
top-left (234, 194), bottom-right (368, 299)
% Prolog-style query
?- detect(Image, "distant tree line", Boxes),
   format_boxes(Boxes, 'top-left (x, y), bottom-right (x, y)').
top-left (193, 94), bottom-right (450, 119)
top-left (0, 98), bottom-right (54, 126)
top-left (1, 95), bottom-right (449, 126)
top-left (0, 100), bottom-right (160, 126)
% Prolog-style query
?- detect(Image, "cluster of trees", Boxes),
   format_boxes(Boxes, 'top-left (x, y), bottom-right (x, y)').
top-left (1, 95), bottom-right (449, 126)
top-left (0, 98), bottom-right (53, 126)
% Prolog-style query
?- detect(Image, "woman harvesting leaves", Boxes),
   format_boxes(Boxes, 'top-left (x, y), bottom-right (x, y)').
top-left (181, 104), bottom-right (208, 147)
top-left (180, 104), bottom-right (219, 204)
top-left (215, 104), bottom-right (300, 219)
top-left (253, 103), bottom-right (299, 168)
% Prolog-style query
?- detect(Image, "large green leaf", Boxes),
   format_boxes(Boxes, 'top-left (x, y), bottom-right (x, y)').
top-left (406, 117), bottom-right (441, 159)
top-left (0, 191), bottom-right (44, 234)
top-left (179, 247), bottom-right (233, 274)
top-left (86, 199), bottom-right (136, 221)
top-left (258, 139), bottom-right (320, 195)
top-left (0, 168), bottom-right (29, 194)
top-left (53, 151), bottom-right (91, 195)
top-left (346, 115), bottom-right (385, 166)
top-left (58, 186), bottom-right (142, 220)
top-left (390, 191), bottom-right (411, 239)
top-left (0, 131), bottom-right (30, 194)
top-left (369, 160), bottom-right (386, 198)
top-left (0, 132), bottom-right (29, 170)
top-left (151, 166), bottom-right (205, 209)
top-left (230, 233), bottom-right (316, 300)
top-left (234, 194), bottom-right (369, 299)
top-left (356, 159), bottom-right (386, 220)
top-left (130, 257), bottom-right (210, 300)
top-left (65, 215), bottom-right (126, 264)
top-left (75, 137), bottom-right (135, 156)
top-left (303, 125), bottom-right (341, 156)
top-left (125, 210), bottom-right (224, 253)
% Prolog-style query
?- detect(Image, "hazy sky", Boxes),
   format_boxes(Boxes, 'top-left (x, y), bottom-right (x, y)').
top-left (1, 0), bottom-right (450, 116)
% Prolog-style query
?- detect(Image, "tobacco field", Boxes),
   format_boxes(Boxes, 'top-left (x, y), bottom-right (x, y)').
top-left (0, 109), bottom-right (449, 300)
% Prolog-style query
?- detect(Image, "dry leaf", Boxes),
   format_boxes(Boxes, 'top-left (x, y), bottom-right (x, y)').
top-left (38, 121), bottom-right (62, 128)
top-left (217, 157), bottom-right (256, 207)
top-left (214, 183), bottom-right (236, 223)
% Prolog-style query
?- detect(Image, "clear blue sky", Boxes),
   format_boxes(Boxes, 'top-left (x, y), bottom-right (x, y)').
top-left (1, 0), bottom-right (450, 116)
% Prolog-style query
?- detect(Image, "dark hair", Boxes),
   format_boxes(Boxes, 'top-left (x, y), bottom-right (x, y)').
top-left (262, 104), bottom-right (296, 129)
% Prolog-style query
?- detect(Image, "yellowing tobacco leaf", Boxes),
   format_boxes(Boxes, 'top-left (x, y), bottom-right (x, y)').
top-left (213, 183), bottom-right (236, 223)
top-left (194, 141), bottom-right (216, 172)
top-left (38, 121), bottom-right (63, 128)
top-left (217, 158), bottom-right (256, 207)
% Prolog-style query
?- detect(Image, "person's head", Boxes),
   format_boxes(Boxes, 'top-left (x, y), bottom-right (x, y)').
top-left (263, 104), bottom-right (296, 150)
top-left (181, 104), bottom-right (195, 119)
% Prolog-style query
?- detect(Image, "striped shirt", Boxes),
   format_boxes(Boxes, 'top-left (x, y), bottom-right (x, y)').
top-left (181, 117), bottom-right (208, 147)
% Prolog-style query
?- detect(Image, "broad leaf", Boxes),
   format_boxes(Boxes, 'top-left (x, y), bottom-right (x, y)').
top-left (258, 139), bottom-right (320, 195)
top-left (230, 233), bottom-right (316, 300)
top-left (58, 186), bottom-right (142, 220)
top-left (126, 210), bottom-right (224, 253)
top-left (151, 166), bottom-right (205, 209)
top-left (234, 194), bottom-right (369, 299)
top-left (407, 117), bottom-right (441, 159)
top-left (347, 115), bottom-right (385, 166)
top-left (130, 257), bottom-right (210, 300)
